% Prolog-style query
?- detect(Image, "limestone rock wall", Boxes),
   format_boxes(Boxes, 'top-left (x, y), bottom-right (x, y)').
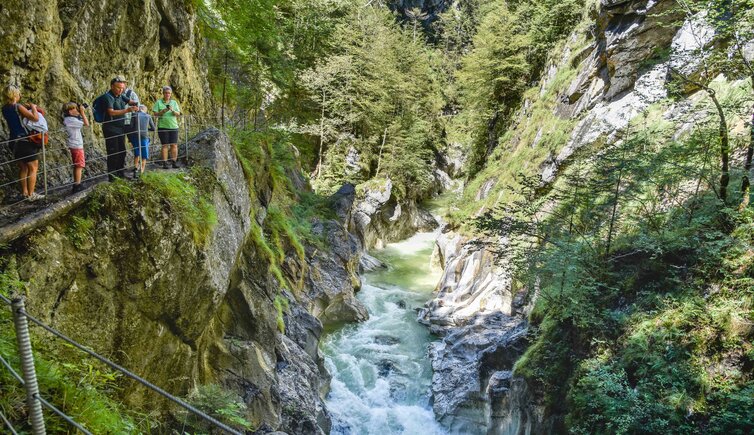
top-left (0, 0), bottom-right (212, 190)
top-left (348, 178), bottom-right (439, 250)
top-left (426, 0), bottom-right (754, 433)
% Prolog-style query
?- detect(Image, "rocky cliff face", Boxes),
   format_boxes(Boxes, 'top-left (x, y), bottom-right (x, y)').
top-left (425, 0), bottom-right (751, 432)
top-left (0, 0), bottom-right (211, 191)
top-left (1, 129), bottom-right (367, 433)
top-left (345, 178), bottom-right (439, 250)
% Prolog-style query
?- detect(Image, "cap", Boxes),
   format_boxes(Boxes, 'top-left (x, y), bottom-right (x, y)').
top-left (111, 75), bottom-right (127, 85)
top-left (162, 86), bottom-right (172, 92)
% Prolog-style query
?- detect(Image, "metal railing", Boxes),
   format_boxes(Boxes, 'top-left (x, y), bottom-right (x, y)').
top-left (0, 293), bottom-right (244, 435)
top-left (0, 113), bottom-right (218, 207)
top-left (0, 111), bottom-right (245, 433)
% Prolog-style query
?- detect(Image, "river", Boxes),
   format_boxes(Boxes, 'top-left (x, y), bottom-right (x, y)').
top-left (321, 230), bottom-right (448, 435)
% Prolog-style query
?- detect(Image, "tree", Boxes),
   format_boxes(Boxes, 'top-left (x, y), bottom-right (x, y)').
top-left (300, 5), bottom-right (444, 197)
top-left (450, 0), bottom-right (584, 176)
top-left (668, 0), bottom-right (754, 204)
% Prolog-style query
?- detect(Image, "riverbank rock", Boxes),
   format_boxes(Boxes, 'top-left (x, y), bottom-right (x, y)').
top-left (421, 226), bottom-right (532, 433)
top-left (305, 219), bottom-right (368, 327)
top-left (350, 178), bottom-right (438, 250)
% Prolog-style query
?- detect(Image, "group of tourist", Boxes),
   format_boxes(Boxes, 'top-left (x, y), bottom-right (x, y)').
top-left (2, 75), bottom-right (184, 200)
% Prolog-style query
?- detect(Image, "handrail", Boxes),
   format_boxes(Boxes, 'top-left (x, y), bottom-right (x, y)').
top-left (0, 114), bottom-right (212, 207)
top-left (0, 293), bottom-right (243, 435)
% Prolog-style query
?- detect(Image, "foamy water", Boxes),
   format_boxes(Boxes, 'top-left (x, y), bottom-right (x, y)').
top-left (321, 231), bottom-right (447, 435)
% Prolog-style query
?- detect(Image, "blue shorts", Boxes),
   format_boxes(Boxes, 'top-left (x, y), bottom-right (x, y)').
top-left (130, 136), bottom-right (150, 159)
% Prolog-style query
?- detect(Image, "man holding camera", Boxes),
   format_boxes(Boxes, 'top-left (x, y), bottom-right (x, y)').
top-left (103, 76), bottom-right (138, 180)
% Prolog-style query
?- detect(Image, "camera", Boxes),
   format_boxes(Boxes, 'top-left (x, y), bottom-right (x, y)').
top-left (79, 103), bottom-right (89, 109)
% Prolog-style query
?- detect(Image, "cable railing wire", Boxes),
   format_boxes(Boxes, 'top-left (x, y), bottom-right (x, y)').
top-left (1, 154), bottom-right (186, 209)
top-left (0, 408), bottom-right (19, 435)
top-left (1, 294), bottom-right (243, 434)
top-left (14, 305), bottom-right (242, 435)
top-left (1, 115), bottom-right (205, 207)
top-left (36, 395), bottom-right (93, 435)
top-left (0, 352), bottom-right (24, 384)
top-left (0, 324), bottom-right (92, 434)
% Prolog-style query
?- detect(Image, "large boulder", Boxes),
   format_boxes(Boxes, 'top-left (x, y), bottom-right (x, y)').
top-left (349, 178), bottom-right (438, 250)
top-left (1, 129), bottom-right (364, 433)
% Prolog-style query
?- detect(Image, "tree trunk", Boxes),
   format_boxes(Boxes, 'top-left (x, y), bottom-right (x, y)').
top-left (742, 114), bottom-right (753, 208)
top-left (740, 82), bottom-right (753, 208)
top-left (605, 150), bottom-right (626, 257)
top-left (315, 89), bottom-right (326, 180)
top-left (376, 126), bottom-right (388, 175)
top-left (486, 111), bottom-right (500, 156)
top-left (221, 50), bottom-right (228, 129)
top-left (709, 92), bottom-right (730, 203)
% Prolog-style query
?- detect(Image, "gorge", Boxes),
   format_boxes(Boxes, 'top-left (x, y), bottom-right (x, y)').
top-left (1, 0), bottom-right (753, 434)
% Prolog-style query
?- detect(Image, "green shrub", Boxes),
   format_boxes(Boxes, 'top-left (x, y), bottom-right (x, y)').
top-left (183, 384), bottom-right (253, 432)
top-left (140, 170), bottom-right (218, 246)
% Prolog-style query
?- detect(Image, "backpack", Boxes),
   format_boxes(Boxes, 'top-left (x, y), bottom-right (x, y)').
top-left (92, 92), bottom-right (109, 123)
top-left (20, 109), bottom-right (49, 146)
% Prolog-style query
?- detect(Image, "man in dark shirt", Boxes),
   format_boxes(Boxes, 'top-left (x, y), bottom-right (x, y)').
top-left (103, 76), bottom-right (138, 180)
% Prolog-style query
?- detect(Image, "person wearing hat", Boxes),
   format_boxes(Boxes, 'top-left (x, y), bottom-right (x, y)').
top-left (103, 76), bottom-right (139, 180)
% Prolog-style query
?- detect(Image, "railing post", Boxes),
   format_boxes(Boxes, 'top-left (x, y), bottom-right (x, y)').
top-left (41, 133), bottom-right (47, 197)
top-left (11, 297), bottom-right (46, 435)
top-left (137, 115), bottom-right (141, 176)
top-left (185, 115), bottom-right (190, 164)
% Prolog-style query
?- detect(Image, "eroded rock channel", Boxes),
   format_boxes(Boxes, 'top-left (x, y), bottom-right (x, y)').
top-left (322, 231), bottom-right (447, 434)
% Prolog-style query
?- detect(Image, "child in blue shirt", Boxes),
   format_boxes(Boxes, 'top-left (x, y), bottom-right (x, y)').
top-left (127, 105), bottom-right (155, 178)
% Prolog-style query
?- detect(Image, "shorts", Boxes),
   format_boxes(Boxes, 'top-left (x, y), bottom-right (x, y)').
top-left (69, 148), bottom-right (85, 168)
top-left (158, 129), bottom-right (179, 145)
top-left (132, 137), bottom-right (150, 159)
top-left (13, 139), bottom-right (39, 163)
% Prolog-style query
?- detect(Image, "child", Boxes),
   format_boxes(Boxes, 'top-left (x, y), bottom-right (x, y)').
top-left (128, 105), bottom-right (155, 178)
top-left (62, 102), bottom-right (89, 193)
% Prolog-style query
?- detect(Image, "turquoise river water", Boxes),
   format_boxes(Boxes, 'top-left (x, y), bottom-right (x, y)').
top-left (321, 231), bottom-right (448, 435)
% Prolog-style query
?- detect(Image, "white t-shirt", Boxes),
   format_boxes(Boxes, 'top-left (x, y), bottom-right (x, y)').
top-left (64, 116), bottom-right (85, 149)
top-left (123, 88), bottom-right (140, 125)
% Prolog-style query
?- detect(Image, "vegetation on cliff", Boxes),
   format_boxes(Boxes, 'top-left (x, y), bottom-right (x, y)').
top-left (388, 0), bottom-right (754, 431)
top-left (472, 5), bottom-right (754, 431)
top-left (0, 268), bottom-right (158, 433)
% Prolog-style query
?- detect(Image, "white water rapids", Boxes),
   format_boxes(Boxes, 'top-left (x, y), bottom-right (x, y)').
top-left (321, 231), bottom-right (448, 435)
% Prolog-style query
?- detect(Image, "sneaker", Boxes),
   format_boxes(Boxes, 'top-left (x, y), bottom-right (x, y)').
top-left (133, 168), bottom-right (139, 179)
top-left (28, 192), bottom-right (45, 202)
top-left (71, 184), bottom-right (83, 194)
top-left (161, 161), bottom-right (169, 169)
top-left (171, 160), bottom-right (180, 169)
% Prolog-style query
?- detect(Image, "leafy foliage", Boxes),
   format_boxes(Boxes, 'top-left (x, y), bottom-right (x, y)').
top-left (477, 120), bottom-right (754, 431)
top-left (0, 268), bottom-right (158, 433)
top-left (184, 384), bottom-right (253, 432)
top-left (301, 5), bottom-right (444, 198)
